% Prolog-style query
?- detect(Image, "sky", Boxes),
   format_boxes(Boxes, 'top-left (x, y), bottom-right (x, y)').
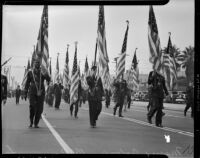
top-left (2, 0), bottom-right (194, 87)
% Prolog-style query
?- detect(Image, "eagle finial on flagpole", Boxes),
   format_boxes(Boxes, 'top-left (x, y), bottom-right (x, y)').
top-left (168, 32), bottom-right (171, 36)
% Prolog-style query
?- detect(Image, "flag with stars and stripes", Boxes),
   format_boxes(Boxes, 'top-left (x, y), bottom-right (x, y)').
top-left (81, 57), bottom-right (89, 90)
top-left (63, 46), bottom-right (70, 89)
top-left (162, 35), bottom-right (177, 90)
top-left (54, 55), bottom-right (60, 84)
top-left (148, 5), bottom-right (162, 73)
top-left (70, 44), bottom-right (79, 105)
top-left (97, 5), bottom-right (111, 90)
top-left (127, 49), bottom-right (139, 90)
top-left (21, 59), bottom-right (31, 89)
top-left (116, 21), bottom-right (129, 79)
top-left (35, 5), bottom-right (49, 76)
top-left (49, 58), bottom-right (52, 81)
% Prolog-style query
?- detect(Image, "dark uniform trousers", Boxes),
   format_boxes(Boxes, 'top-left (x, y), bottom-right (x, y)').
top-left (88, 100), bottom-right (102, 126)
top-left (29, 94), bottom-right (45, 126)
top-left (147, 97), bottom-right (163, 125)
top-left (70, 101), bottom-right (79, 117)
top-left (114, 99), bottom-right (124, 116)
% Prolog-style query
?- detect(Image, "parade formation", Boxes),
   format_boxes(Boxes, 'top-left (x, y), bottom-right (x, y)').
top-left (1, 4), bottom-right (195, 155)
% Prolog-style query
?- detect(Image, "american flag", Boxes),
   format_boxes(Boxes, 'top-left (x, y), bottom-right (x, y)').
top-left (31, 46), bottom-right (37, 68)
top-left (127, 49), bottom-right (139, 90)
top-left (54, 54), bottom-right (60, 84)
top-left (70, 43), bottom-right (79, 105)
top-left (63, 45), bottom-right (70, 89)
top-left (35, 5), bottom-right (49, 76)
top-left (148, 6), bottom-right (162, 73)
top-left (49, 57), bottom-right (52, 80)
top-left (116, 21), bottom-right (129, 79)
top-left (21, 59), bottom-right (31, 89)
top-left (84, 57), bottom-right (89, 76)
top-left (81, 57), bottom-right (89, 90)
top-left (162, 34), bottom-right (177, 90)
top-left (97, 5), bottom-right (111, 90)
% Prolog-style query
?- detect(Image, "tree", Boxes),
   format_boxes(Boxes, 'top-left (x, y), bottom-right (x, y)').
top-left (182, 46), bottom-right (194, 84)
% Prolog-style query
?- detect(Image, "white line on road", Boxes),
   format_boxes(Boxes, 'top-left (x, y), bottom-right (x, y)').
top-left (128, 108), bottom-right (186, 119)
top-left (81, 107), bottom-right (193, 137)
top-left (6, 145), bottom-right (16, 153)
top-left (42, 114), bottom-right (74, 154)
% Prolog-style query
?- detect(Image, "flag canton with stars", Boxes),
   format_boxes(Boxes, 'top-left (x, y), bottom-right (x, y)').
top-left (131, 53), bottom-right (137, 70)
top-left (98, 6), bottom-right (105, 37)
top-left (167, 36), bottom-right (173, 57)
top-left (148, 6), bottom-right (158, 35)
top-left (121, 24), bottom-right (129, 54)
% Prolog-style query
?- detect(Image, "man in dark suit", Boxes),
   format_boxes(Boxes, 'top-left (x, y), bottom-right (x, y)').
top-left (86, 66), bottom-right (104, 128)
top-left (15, 85), bottom-right (21, 105)
top-left (1, 74), bottom-right (8, 106)
top-left (113, 77), bottom-right (127, 117)
top-left (147, 69), bottom-right (168, 127)
top-left (25, 58), bottom-right (50, 128)
top-left (184, 82), bottom-right (194, 118)
top-left (54, 82), bottom-right (63, 110)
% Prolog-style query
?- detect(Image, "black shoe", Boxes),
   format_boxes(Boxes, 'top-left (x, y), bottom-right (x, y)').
top-left (119, 115), bottom-right (124, 117)
top-left (75, 116), bottom-right (78, 119)
top-left (156, 124), bottom-right (163, 128)
top-left (34, 125), bottom-right (39, 128)
top-left (147, 116), bottom-right (152, 124)
top-left (184, 112), bottom-right (186, 116)
top-left (29, 124), bottom-right (33, 128)
top-left (162, 112), bottom-right (165, 117)
top-left (113, 111), bottom-right (116, 116)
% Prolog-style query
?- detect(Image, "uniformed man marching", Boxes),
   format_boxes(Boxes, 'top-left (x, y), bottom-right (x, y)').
top-left (54, 82), bottom-right (63, 110)
top-left (24, 58), bottom-right (50, 128)
top-left (1, 74), bottom-right (8, 106)
top-left (184, 81), bottom-right (194, 118)
top-left (147, 69), bottom-right (168, 127)
top-left (113, 77), bottom-right (128, 117)
top-left (86, 66), bottom-right (104, 128)
top-left (15, 85), bottom-right (21, 105)
top-left (46, 81), bottom-right (54, 107)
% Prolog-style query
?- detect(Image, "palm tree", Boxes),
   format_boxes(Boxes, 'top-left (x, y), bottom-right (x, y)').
top-left (182, 46), bottom-right (194, 84)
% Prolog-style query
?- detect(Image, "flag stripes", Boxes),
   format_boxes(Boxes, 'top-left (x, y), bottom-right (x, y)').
top-left (116, 21), bottom-right (129, 79)
top-left (127, 50), bottom-right (139, 90)
top-left (35, 5), bottom-right (49, 76)
top-left (54, 55), bottom-right (60, 83)
top-left (148, 5), bottom-right (162, 73)
top-left (63, 45), bottom-right (70, 89)
top-left (97, 5), bottom-right (111, 90)
top-left (70, 43), bottom-right (79, 105)
top-left (162, 34), bottom-right (177, 90)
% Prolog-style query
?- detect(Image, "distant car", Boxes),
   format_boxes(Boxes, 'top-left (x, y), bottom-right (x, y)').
top-left (133, 93), bottom-right (140, 101)
top-left (140, 91), bottom-right (149, 101)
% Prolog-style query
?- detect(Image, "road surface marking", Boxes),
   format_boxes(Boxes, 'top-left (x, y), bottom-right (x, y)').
top-left (42, 114), bottom-right (74, 154)
top-left (6, 145), bottom-right (16, 153)
top-left (81, 107), bottom-right (193, 137)
top-left (128, 108), bottom-right (186, 119)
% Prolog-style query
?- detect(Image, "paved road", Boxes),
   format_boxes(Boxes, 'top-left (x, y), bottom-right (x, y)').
top-left (2, 98), bottom-right (193, 157)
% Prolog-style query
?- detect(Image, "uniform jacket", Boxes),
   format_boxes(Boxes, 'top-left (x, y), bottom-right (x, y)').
top-left (86, 75), bottom-right (104, 102)
top-left (25, 68), bottom-right (50, 96)
top-left (113, 80), bottom-right (128, 103)
top-left (1, 74), bottom-right (8, 100)
top-left (148, 71), bottom-right (168, 98)
top-left (16, 89), bottom-right (21, 97)
top-left (186, 86), bottom-right (194, 103)
top-left (54, 83), bottom-right (63, 97)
